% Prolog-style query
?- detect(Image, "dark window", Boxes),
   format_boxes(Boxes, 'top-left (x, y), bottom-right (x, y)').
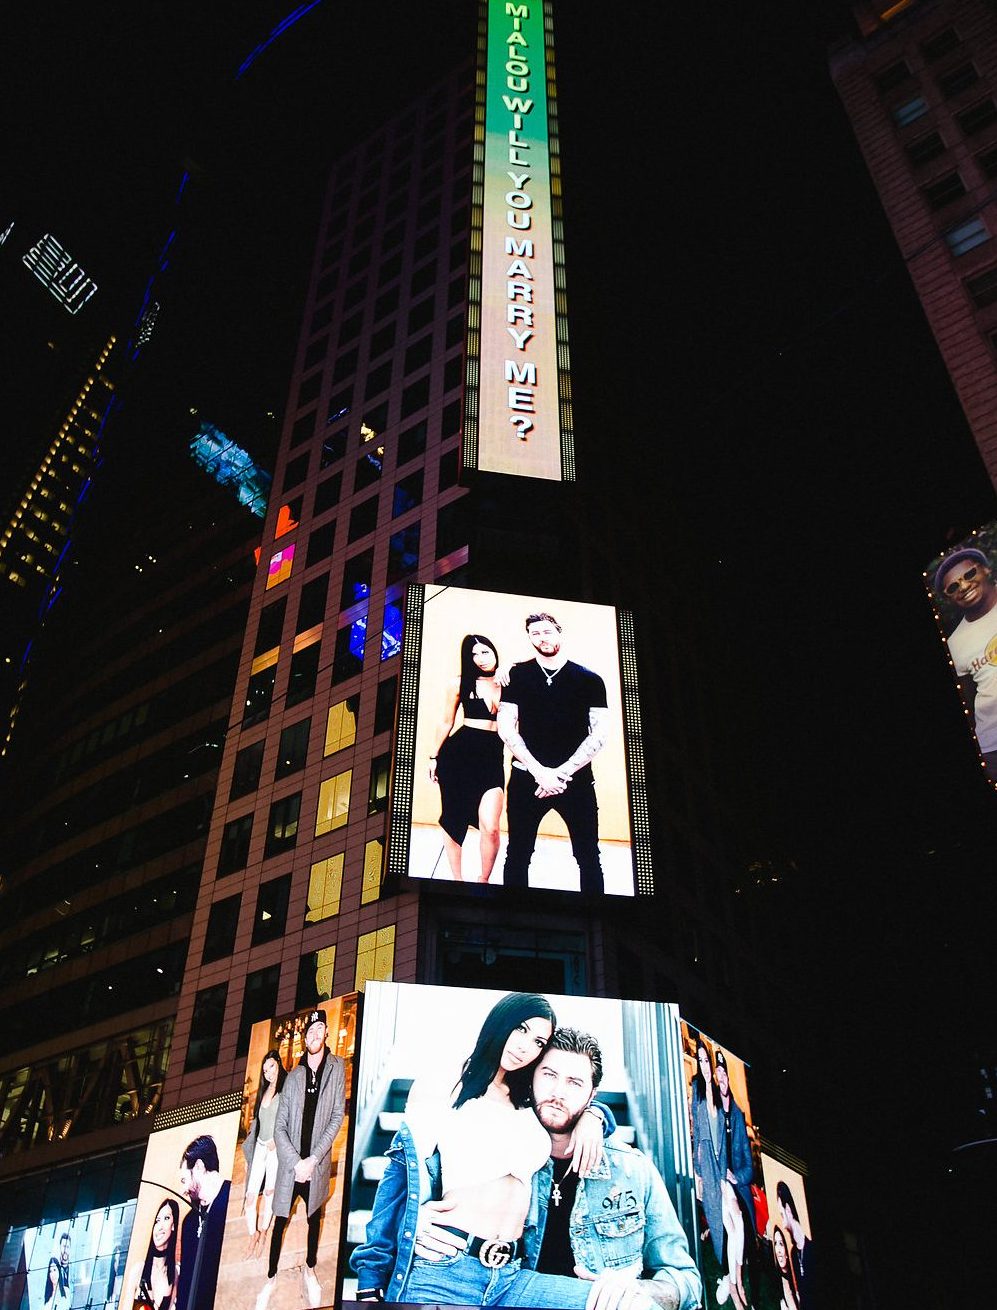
top-left (978, 144), bottom-right (997, 177)
top-left (333, 622), bottom-right (365, 682)
top-left (393, 469), bottom-right (424, 516)
top-left (398, 420), bottom-right (428, 466)
top-left (296, 950), bottom-right (328, 1009)
top-left (368, 752), bottom-right (391, 815)
top-left (922, 172), bottom-right (966, 208)
top-left (939, 63), bottom-right (979, 98)
top-left (365, 360), bottom-right (393, 399)
top-left (344, 279), bottom-right (369, 310)
top-left (966, 266), bottom-right (997, 306)
top-left (414, 229), bottom-right (438, 262)
top-left (264, 794), bottom-right (301, 858)
top-left (311, 301), bottom-right (333, 333)
top-left (298, 373), bottom-right (322, 407)
top-left (404, 336), bottom-right (433, 375)
top-left (230, 739), bottom-right (265, 800)
top-left (401, 376), bottom-right (431, 417)
top-left (185, 983), bottom-right (228, 1072)
top-left (378, 251), bottom-right (403, 285)
top-left (254, 598), bottom-right (286, 655)
top-left (387, 524), bottom-right (420, 583)
top-left (297, 575), bottom-right (329, 633)
top-left (349, 245), bottom-right (371, 276)
top-left (411, 261), bottom-right (438, 296)
top-left (349, 496), bottom-right (379, 542)
top-left (436, 499), bottom-right (467, 558)
top-left (218, 813), bottom-right (253, 876)
top-left (306, 519), bottom-right (336, 567)
top-left (369, 321), bottom-right (396, 357)
top-left (921, 27), bottom-right (959, 61)
top-left (905, 131), bottom-right (946, 166)
top-left (332, 346), bottom-right (359, 383)
top-left (238, 965), bottom-right (281, 1057)
top-left (315, 472), bottom-right (343, 516)
top-left (408, 297), bottom-right (435, 334)
top-left (438, 447), bottom-right (459, 492)
top-left (364, 401), bottom-right (389, 433)
top-left (447, 275), bottom-right (466, 308)
top-left (956, 99), bottom-right (997, 135)
top-left (451, 205), bottom-right (469, 236)
top-left (355, 448), bottom-right (384, 491)
top-left (326, 390), bottom-right (352, 425)
top-left (253, 875), bottom-right (291, 944)
top-left (321, 428), bottom-right (347, 468)
top-left (291, 413), bottom-right (315, 447)
top-left (374, 676), bottom-right (397, 735)
top-left (441, 398), bottom-right (462, 439)
top-left (445, 314), bottom-right (465, 348)
top-left (375, 286), bottom-right (400, 320)
top-left (382, 219), bottom-right (405, 252)
top-left (450, 238), bottom-right (467, 271)
top-left (893, 97), bottom-right (928, 126)
top-left (286, 643), bottom-right (321, 707)
top-left (873, 60), bottom-right (912, 93)
top-left (341, 549), bottom-right (373, 609)
top-left (444, 354), bottom-right (463, 393)
top-left (202, 895), bottom-right (241, 964)
top-left (276, 717), bottom-right (311, 779)
top-left (304, 337), bottom-right (327, 370)
top-left (339, 312), bottom-right (363, 347)
top-left (243, 666), bottom-right (277, 727)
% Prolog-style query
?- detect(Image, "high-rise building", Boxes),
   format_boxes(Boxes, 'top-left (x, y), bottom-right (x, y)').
top-left (831, 0), bottom-right (997, 489)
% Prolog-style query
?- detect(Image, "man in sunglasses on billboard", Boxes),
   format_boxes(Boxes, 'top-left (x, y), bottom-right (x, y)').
top-left (934, 545), bottom-right (997, 783)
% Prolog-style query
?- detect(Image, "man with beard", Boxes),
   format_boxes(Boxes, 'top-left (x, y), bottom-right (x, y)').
top-left (176, 1135), bottom-right (230, 1310)
top-left (775, 1181), bottom-right (813, 1310)
top-left (403, 1028), bottom-right (701, 1310)
top-left (497, 612), bottom-right (610, 893)
top-left (257, 1010), bottom-right (346, 1310)
top-left (934, 545), bottom-right (997, 782)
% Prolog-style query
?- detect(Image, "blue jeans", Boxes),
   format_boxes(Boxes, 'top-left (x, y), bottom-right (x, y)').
top-left (402, 1251), bottom-right (593, 1307)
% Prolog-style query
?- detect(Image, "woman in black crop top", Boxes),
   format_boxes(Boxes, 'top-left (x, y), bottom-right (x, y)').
top-left (429, 634), bottom-right (506, 882)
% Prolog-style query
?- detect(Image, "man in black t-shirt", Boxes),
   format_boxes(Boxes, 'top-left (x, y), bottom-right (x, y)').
top-left (496, 612), bottom-right (609, 893)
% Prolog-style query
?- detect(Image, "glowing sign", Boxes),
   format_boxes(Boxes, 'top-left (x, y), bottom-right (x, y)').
top-left (465, 0), bottom-right (572, 481)
top-left (189, 421), bottom-right (271, 517)
top-left (266, 544), bottom-right (295, 588)
top-left (22, 233), bottom-right (98, 314)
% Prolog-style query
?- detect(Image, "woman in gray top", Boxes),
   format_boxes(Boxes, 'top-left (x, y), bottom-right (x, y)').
top-left (243, 1050), bottom-right (286, 1255)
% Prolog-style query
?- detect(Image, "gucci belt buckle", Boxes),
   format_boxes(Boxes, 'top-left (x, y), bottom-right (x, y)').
top-left (477, 1239), bottom-right (514, 1269)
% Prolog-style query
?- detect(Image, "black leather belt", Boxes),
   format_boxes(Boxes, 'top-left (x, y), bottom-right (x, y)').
top-left (440, 1226), bottom-right (524, 1269)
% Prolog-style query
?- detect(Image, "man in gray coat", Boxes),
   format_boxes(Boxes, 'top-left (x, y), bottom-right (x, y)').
top-left (256, 1009), bottom-right (346, 1310)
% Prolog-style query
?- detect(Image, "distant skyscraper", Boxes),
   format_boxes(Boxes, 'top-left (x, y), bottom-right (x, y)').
top-left (831, 0), bottom-right (997, 488)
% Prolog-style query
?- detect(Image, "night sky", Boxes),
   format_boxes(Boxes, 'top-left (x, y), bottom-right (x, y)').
top-left (7, 2), bottom-right (997, 1304)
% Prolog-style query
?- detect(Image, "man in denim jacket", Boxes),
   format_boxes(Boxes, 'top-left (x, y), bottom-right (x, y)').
top-left (352, 1028), bottom-right (700, 1310)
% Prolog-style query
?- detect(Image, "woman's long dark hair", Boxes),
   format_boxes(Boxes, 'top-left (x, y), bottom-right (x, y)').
top-left (458, 634), bottom-right (499, 703)
top-left (452, 992), bottom-right (556, 1111)
top-left (253, 1049), bottom-right (287, 1123)
top-left (44, 1258), bottom-right (67, 1307)
top-left (692, 1033), bottom-right (716, 1108)
top-left (772, 1225), bottom-right (800, 1308)
top-left (141, 1199), bottom-right (179, 1291)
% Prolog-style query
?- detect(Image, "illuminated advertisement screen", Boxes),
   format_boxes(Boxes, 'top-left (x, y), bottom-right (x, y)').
top-left (215, 995), bottom-right (357, 1310)
top-left (343, 982), bottom-right (701, 1309)
top-left (760, 1154), bottom-right (813, 1310)
top-left (116, 1100), bottom-right (240, 1310)
top-left (680, 1022), bottom-right (766, 1310)
top-left (2, 1200), bottom-right (136, 1310)
top-left (464, 0), bottom-right (573, 482)
top-left (924, 520), bottom-right (997, 791)
top-left (388, 584), bottom-right (651, 896)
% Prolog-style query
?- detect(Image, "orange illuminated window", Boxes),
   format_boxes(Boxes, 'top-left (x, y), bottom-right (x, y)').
top-left (266, 544), bottom-right (295, 589)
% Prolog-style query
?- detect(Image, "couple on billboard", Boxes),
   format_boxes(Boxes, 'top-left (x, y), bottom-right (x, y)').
top-left (350, 991), bottom-right (701, 1310)
top-left (429, 610), bottom-right (610, 893)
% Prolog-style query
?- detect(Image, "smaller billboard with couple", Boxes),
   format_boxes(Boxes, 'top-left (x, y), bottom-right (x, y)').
top-left (924, 520), bottom-right (997, 792)
top-left (343, 982), bottom-right (701, 1309)
top-left (388, 583), bottom-right (651, 896)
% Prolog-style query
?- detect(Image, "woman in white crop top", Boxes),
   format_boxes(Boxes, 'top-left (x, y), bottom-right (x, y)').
top-left (396, 992), bottom-right (610, 1308)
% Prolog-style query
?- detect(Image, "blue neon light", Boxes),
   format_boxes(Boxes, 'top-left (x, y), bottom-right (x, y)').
top-left (236, 0), bottom-right (324, 79)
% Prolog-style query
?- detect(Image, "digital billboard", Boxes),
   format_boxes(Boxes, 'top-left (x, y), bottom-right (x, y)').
top-left (388, 584), bottom-right (652, 896)
top-left (464, 0), bottom-right (573, 481)
top-left (215, 995), bottom-right (357, 1310)
top-left (343, 982), bottom-right (701, 1309)
top-left (117, 1098), bottom-right (240, 1310)
top-left (924, 520), bottom-right (997, 790)
top-left (2, 1200), bottom-right (136, 1310)
top-left (760, 1154), bottom-right (813, 1310)
top-left (680, 1022), bottom-right (765, 1310)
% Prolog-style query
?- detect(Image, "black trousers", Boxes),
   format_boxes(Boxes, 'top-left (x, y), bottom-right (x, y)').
top-left (503, 768), bottom-right (604, 894)
top-left (268, 1182), bottom-right (321, 1277)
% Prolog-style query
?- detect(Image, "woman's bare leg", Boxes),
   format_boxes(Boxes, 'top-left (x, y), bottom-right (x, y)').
top-left (443, 833), bottom-right (464, 880)
top-left (477, 788), bottom-right (504, 882)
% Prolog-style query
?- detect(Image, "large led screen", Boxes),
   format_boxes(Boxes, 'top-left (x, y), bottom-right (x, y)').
top-left (464, 0), bottom-right (572, 481)
top-left (2, 1200), bottom-right (136, 1310)
top-left (680, 1022), bottom-right (766, 1310)
top-left (759, 1155), bottom-right (813, 1310)
top-left (116, 1100), bottom-right (239, 1310)
top-left (389, 584), bottom-right (651, 895)
top-left (215, 995), bottom-right (357, 1310)
top-left (925, 520), bottom-right (997, 791)
top-left (343, 982), bottom-right (701, 1309)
